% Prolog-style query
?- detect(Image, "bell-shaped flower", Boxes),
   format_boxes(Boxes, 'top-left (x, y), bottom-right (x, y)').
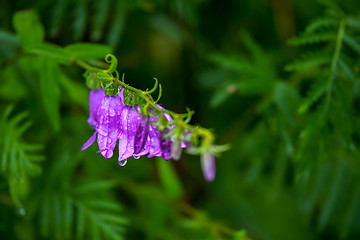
top-left (87, 88), bottom-right (106, 128)
top-left (82, 93), bottom-right (124, 159)
top-left (201, 152), bottom-right (216, 182)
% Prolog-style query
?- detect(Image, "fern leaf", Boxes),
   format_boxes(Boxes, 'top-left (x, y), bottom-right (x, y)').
top-left (298, 78), bottom-right (328, 114)
top-left (305, 17), bottom-right (338, 33)
top-left (288, 32), bottom-right (336, 46)
top-left (285, 51), bottom-right (331, 71)
top-left (346, 16), bottom-right (360, 30)
top-left (0, 105), bottom-right (43, 179)
top-left (343, 33), bottom-right (360, 55)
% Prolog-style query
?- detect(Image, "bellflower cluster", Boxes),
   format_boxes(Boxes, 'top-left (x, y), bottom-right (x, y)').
top-left (79, 54), bottom-right (228, 181)
top-left (81, 88), bottom-right (184, 166)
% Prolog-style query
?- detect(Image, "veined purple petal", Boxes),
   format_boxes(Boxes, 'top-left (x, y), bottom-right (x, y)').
top-left (147, 124), bottom-right (161, 158)
top-left (134, 115), bottom-right (149, 154)
top-left (160, 129), bottom-right (172, 160)
top-left (201, 153), bottom-right (216, 182)
top-left (122, 107), bottom-right (142, 159)
top-left (81, 132), bottom-right (97, 151)
top-left (118, 107), bottom-right (129, 161)
top-left (97, 135), bottom-right (117, 158)
top-left (96, 95), bottom-right (123, 158)
top-left (87, 89), bottom-right (106, 128)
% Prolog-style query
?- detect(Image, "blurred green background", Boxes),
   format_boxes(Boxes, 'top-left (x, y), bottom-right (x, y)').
top-left (1, 0), bottom-right (360, 239)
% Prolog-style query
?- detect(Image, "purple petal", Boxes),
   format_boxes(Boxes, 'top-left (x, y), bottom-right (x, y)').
top-left (147, 125), bottom-right (161, 158)
top-left (97, 134), bottom-right (117, 158)
top-left (171, 139), bottom-right (182, 160)
top-left (118, 107), bottom-right (129, 161)
top-left (160, 129), bottom-right (172, 160)
top-left (96, 95), bottom-right (123, 158)
top-left (134, 116), bottom-right (149, 154)
top-left (201, 153), bottom-right (216, 182)
top-left (122, 107), bottom-right (142, 159)
top-left (87, 89), bottom-right (106, 128)
top-left (81, 132), bottom-right (97, 151)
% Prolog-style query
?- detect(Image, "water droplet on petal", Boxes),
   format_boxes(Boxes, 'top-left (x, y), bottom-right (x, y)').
top-left (119, 159), bottom-right (127, 166)
top-left (109, 108), bottom-right (115, 116)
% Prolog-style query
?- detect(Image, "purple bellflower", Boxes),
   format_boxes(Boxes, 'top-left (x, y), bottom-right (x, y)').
top-left (201, 152), bottom-right (216, 182)
top-left (82, 88), bottom-right (185, 166)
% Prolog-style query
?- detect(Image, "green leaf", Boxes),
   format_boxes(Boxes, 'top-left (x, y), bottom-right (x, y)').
top-left (343, 33), bottom-right (360, 55)
top-left (13, 10), bottom-right (44, 50)
top-left (65, 43), bottom-right (112, 61)
top-left (106, 0), bottom-right (127, 47)
top-left (157, 158), bottom-right (183, 199)
top-left (90, 0), bottom-right (111, 41)
top-left (288, 32), bottom-right (336, 46)
top-left (39, 57), bottom-right (61, 131)
top-left (72, 181), bottom-right (115, 194)
top-left (49, 0), bottom-right (70, 37)
top-left (59, 74), bottom-right (89, 109)
top-left (73, 0), bottom-right (87, 41)
top-left (29, 43), bottom-right (72, 65)
top-left (305, 17), bottom-right (338, 33)
top-left (285, 51), bottom-right (331, 72)
top-left (298, 79), bottom-right (328, 114)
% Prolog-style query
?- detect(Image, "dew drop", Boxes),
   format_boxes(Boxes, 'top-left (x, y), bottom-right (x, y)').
top-left (118, 159), bottom-right (127, 166)
top-left (109, 108), bottom-right (115, 117)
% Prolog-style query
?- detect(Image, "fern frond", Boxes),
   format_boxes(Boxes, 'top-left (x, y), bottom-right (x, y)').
top-left (285, 51), bottom-right (331, 72)
top-left (305, 17), bottom-right (338, 33)
top-left (37, 178), bottom-right (127, 240)
top-left (0, 105), bottom-right (44, 179)
top-left (346, 16), bottom-right (360, 30)
top-left (343, 33), bottom-right (360, 55)
top-left (298, 78), bottom-right (328, 114)
top-left (288, 32), bottom-right (336, 46)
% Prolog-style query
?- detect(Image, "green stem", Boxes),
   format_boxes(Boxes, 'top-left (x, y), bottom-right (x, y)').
top-left (323, 18), bottom-right (346, 116)
top-left (72, 58), bottom-right (103, 72)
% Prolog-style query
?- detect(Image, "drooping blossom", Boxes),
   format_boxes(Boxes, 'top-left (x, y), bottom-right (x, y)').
top-left (82, 88), bottom-right (185, 165)
top-left (87, 88), bottom-right (106, 128)
top-left (200, 152), bottom-right (216, 182)
top-left (81, 92), bottom-right (124, 159)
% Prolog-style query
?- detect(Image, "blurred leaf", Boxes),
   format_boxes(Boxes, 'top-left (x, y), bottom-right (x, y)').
top-left (39, 57), bottom-right (61, 131)
top-left (65, 43), bottom-right (112, 61)
top-left (13, 10), bottom-right (44, 50)
top-left (298, 78), bottom-right (327, 114)
top-left (0, 105), bottom-right (43, 207)
top-left (73, 0), bottom-right (87, 41)
top-left (29, 43), bottom-right (72, 65)
top-left (157, 158), bottom-right (184, 199)
top-left (106, 0), bottom-right (127, 47)
top-left (90, 0), bottom-right (111, 41)
top-left (49, 0), bottom-right (70, 37)
top-left (59, 74), bottom-right (89, 109)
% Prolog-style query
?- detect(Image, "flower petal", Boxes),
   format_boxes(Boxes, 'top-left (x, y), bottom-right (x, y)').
top-left (81, 132), bottom-right (97, 151)
top-left (160, 129), bottom-right (172, 160)
top-left (134, 115), bottom-right (149, 154)
top-left (201, 153), bottom-right (216, 182)
top-left (118, 107), bottom-right (130, 160)
top-left (95, 95), bottom-right (123, 158)
top-left (87, 89), bottom-right (106, 128)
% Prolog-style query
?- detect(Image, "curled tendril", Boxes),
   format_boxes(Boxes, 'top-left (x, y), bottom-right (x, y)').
top-left (155, 84), bottom-right (162, 103)
top-left (105, 54), bottom-right (118, 73)
top-left (144, 78), bottom-right (158, 94)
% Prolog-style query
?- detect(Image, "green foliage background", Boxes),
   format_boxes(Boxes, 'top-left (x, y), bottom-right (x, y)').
top-left (1, 0), bottom-right (360, 239)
